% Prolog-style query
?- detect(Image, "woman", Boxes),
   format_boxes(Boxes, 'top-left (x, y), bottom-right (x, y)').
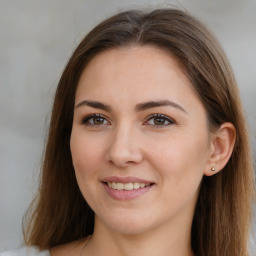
top-left (2, 8), bottom-right (254, 256)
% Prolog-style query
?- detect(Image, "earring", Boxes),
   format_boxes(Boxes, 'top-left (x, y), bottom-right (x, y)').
top-left (211, 167), bottom-right (216, 172)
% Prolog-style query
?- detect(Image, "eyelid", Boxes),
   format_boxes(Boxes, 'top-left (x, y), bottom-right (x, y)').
top-left (80, 113), bottom-right (175, 127)
top-left (144, 113), bottom-right (176, 127)
top-left (81, 113), bottom-right (110, 126)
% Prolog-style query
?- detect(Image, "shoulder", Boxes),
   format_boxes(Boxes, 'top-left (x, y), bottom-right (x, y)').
top-left (0, 246), bottom-right (50, 256)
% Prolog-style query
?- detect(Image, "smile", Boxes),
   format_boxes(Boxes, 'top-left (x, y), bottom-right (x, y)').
top-left (107, 182), bottom-right (151, 190)
top-left (102, 176), bottom-right (155, 200)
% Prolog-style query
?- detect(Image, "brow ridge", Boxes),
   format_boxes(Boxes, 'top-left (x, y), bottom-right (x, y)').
top-left (75, 100), bottom-right (112, 112)
top-left (135, 100), bottom-right (187, 113)
top-left (75, 99), bottom-right (187, 113)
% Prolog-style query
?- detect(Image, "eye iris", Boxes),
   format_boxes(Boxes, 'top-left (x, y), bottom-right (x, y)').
top-left (93, 116), bottom-right (104, 124)
top-left (154, 117), bottom-right (166, 125)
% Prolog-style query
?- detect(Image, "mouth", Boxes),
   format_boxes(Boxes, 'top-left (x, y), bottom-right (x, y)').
top-left (105, 181), bottom-right (153, 191)
top-left (101, 177), bottom-right (155, 200)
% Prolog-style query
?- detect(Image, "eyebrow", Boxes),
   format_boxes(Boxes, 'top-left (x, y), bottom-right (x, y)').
top-left (75, 99), bottom-right (187, 114)
top-left (75, 100), bottom-right (111, 112)
top-left (135, 100), bottom-right (187, 113)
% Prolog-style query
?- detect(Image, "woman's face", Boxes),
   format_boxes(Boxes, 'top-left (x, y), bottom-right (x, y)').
top-left (70, 46), bottom-right (213, 235)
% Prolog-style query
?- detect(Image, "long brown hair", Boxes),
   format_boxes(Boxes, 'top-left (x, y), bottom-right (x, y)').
top-left (23, 8), bottom-right (254, 255)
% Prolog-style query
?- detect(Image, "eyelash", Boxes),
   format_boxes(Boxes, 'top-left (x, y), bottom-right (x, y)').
top-left (81, 113), bottom-right (175, 127)
top-left (81, 114), bottom-right (109, 126)
top-left (145, 114), bottom-right (175, 127)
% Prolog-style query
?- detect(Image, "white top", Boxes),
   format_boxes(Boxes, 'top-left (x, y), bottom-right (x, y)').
top-left (0, 247), bottom-right (50, 256)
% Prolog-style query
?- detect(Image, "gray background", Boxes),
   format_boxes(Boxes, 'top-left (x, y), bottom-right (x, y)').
top-left (0, 0), bottom-right (255, 252)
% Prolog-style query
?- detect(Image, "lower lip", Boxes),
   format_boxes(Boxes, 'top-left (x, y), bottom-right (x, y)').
top-left (102, 183), bottom-right (154, 200)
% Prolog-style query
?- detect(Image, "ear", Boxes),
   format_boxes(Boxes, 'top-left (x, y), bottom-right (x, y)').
top-left (204, 122), bottom-right (236, 176)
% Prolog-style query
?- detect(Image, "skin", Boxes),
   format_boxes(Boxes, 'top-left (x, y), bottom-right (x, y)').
top-left (52, 46), bottom-right (236, 256)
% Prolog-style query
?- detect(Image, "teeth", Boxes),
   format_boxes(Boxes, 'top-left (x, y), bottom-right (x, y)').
top-left (107, 182), bottom-right (150, 190)
top-left (112, 182), bottom-right (117, 189)
top-left (116, 183), bottom-right (124, 190)
top-left (133, 183), bottom-right (140, 189)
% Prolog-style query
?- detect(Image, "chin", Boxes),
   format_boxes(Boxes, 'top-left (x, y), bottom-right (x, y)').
top-left (108, 222), bottom-right (153, 235)
top-left (96, 211), bottom-right (159, 235)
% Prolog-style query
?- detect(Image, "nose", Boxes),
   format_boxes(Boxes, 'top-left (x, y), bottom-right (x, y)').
top-left (105, 125), bottom-right (144, 168)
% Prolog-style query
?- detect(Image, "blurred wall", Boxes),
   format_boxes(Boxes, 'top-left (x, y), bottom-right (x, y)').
top-left (0, 0), bottom-right (255, 251)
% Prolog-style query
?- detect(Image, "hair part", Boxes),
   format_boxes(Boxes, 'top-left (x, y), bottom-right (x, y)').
top-left (23, 8), bottom-right (255, 256)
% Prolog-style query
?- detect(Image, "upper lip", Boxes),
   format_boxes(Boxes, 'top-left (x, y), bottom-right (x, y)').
top-left (102, 176), bottom-right (154, 184)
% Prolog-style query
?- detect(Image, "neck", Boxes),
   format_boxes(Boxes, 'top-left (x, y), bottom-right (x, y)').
top-left (86, 217), bottom-right (194, 256)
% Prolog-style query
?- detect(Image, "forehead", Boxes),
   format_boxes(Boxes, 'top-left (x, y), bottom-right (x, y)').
top-left (75, 46), bottom-right (200, 110)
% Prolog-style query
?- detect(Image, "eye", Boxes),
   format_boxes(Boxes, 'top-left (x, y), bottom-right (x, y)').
top-left (145, 114), bottom-right (175, 127)
top-left (81, 114), bottom-right (110, 126)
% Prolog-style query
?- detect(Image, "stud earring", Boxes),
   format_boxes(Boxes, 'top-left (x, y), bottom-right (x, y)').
top-left (211, 167), bottom-right (216, 172)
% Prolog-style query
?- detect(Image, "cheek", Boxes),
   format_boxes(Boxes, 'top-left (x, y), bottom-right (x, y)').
top-left (70, 130), bottom-right (103, 179)
top-left (70, 130), bottom-right (106, 205)
top-left (147, 130), bottom-right (209, 188)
